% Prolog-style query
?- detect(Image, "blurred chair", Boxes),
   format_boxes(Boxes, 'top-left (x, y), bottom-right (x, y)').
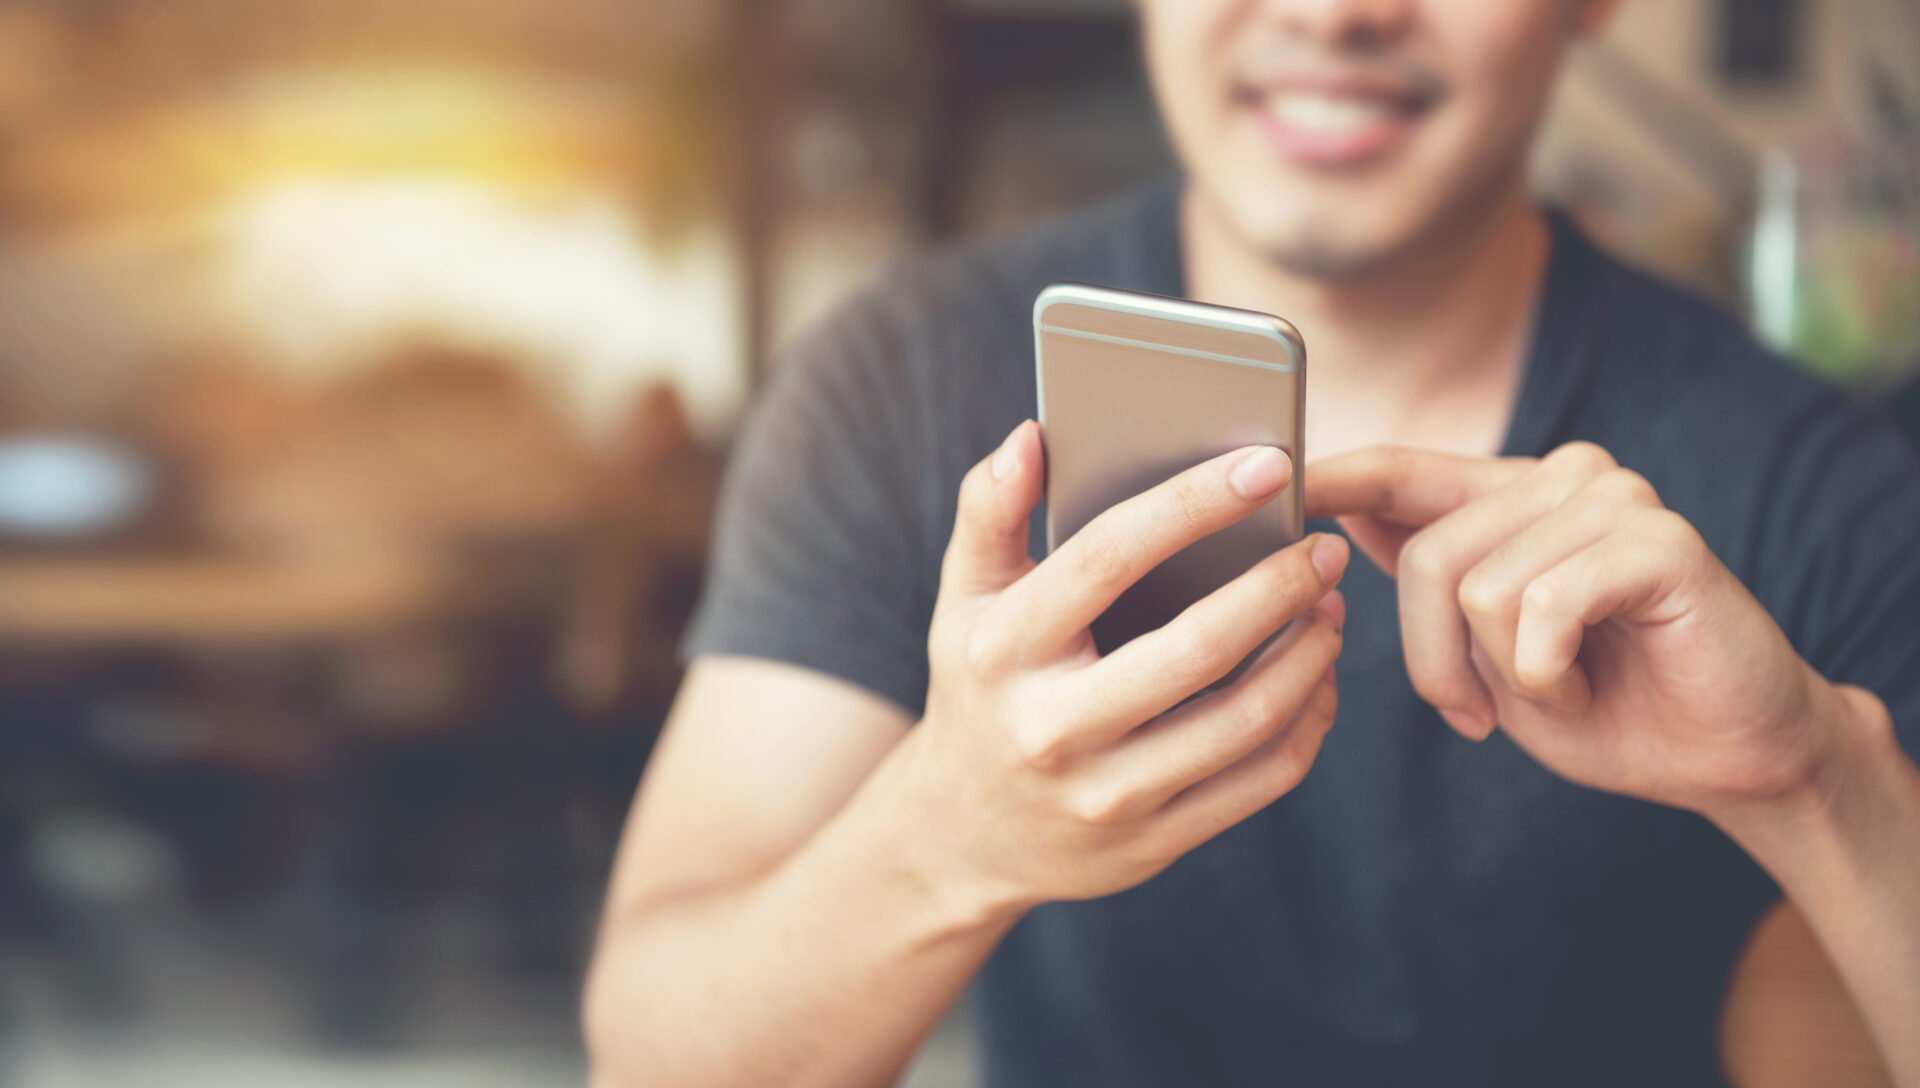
top-left (0, 346), bottom-right (698, 1046)
top-left (557, 382), bottom-right (717, 728)
top-left (1722, 901), bottom-right (1895, 1087)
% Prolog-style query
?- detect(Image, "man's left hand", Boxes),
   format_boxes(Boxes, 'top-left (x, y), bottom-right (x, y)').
top-left (1308, 442), bottom-right (1868, 817)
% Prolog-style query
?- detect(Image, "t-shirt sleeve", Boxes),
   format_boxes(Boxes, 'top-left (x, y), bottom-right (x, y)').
top-left (1756, 401), bottom-right (1920, 762)
top-left (679, 297), bottom-right (937, 718)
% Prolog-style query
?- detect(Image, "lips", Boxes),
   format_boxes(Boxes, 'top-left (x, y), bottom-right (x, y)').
top-left (1235, 76), bottom-right (1438, 169)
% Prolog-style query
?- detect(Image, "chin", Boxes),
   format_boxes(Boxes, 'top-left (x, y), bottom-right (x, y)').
top-left (1263, 238), bottom-right (1392, 282)
top-left (1218, 186), bottom-right (1407, 281)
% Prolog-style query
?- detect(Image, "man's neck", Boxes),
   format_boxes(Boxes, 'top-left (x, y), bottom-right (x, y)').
top-left (1180, 183), bottom-right (1551, 460)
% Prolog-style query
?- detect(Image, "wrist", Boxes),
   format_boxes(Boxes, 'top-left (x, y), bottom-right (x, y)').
top-left (842, 728), bottom-right (1034, 942)
top-left (1707, 681), bottom-right (1898, 862)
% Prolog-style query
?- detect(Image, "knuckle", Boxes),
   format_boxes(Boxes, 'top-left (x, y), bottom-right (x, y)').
top-left (1230, 678), bottom-right (1290, 738)
top-left (928, 617), bottom-right (965, 668)
top-left (1399, 532), bottom-right (1457, 584)
top-left (1069, 521), bottom-right (1133, 593)
top-left (1407, 666), bottom-right (1477, 715)
top-left (1166, 475), bottom-right (1214, 537)
top-left (1598, 466), bottom-right (1658, 506)
top-left (955, 458), bottom-right (999, 519)
top-left (1260, 743), bottom-right (1311, 793)
top-left (1355, 446), bottom-right (1406, 493)
top-left (1262, 544), bottom-right (1323, 604)
top-left (1636, 506), bottom-right (1696, 547)
top-left (962, 622), bottom-right (1016, 680)
top-left (1548, 440), bottom-right (1615, 476)
top-left (1512, 653), bottom-right (1559, 692)
top-left (1159, 627), bottom-right (1219, 689)
top-left (1067, 782), bottom-right (1133, 825)
top-left (1457, 568), bottom-right (1511, 621)
top-left (1009, 719), bottom-right (1070, 771)
top-left (1519, 574), bottom-right (1566, 619)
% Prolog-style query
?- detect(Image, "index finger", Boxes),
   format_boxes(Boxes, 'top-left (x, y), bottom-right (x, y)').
top-left (1305, 446), bottom-right (1533, 526)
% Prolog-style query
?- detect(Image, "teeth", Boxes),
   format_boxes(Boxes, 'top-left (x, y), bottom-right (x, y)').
top-left (1264, 92), bottom-right (1395, 135)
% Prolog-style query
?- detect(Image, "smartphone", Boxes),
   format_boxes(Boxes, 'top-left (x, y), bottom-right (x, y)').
top-left (1035, 282), bottom-right (1306, 667)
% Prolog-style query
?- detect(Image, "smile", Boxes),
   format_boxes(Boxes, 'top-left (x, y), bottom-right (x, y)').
top-left (1235, 79), bottom-right (1439, 169)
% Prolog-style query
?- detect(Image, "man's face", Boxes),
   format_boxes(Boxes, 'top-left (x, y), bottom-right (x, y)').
top-left (1141, 0), bottom-right (1608, 280)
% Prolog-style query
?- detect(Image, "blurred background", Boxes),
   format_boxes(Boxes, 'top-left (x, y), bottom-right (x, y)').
top-left (0, 1), bottom-right (1912, 1085)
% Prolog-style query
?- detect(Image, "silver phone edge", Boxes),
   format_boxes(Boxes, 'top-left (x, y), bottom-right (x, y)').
top-left (1033, 282), bottom-right (1308, 555)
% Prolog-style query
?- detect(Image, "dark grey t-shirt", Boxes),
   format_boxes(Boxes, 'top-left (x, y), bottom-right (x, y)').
top-left (683, 180), bottom-right (1920, 1086)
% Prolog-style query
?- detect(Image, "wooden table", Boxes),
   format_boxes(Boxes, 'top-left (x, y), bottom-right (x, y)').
top-left (0, 553), bottom-right (452, 646)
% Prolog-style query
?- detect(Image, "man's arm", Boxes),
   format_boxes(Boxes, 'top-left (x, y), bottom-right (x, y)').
top-left (1310, 443), bottom-right (1920, 1085)
top-left (585, 427), bottom-right (1349, 1088)
top-left (583, 657), bottom-right (1004, 1088)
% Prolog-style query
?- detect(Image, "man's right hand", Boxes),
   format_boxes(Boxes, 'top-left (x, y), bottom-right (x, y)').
top-left (878, 419), bottom-right (1349, 922)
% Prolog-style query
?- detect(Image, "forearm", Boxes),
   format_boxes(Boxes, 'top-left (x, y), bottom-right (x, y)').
top-left (1712, 685), bottom-right (1920, 1087)
top-left (584, 748), bottom-right (1018, 1088)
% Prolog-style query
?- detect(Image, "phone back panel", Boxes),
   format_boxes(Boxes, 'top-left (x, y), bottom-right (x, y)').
top-left (1035, 283), bottom-right (1305, 657)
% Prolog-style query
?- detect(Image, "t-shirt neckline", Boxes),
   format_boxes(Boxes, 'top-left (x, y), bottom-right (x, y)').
top-left (1126, 175), bottom-right (1606, 462)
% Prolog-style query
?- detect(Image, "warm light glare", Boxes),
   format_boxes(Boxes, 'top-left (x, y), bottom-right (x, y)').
top-left (212, 68), bottom-right (632, 188)
top-left (220, 177), bottom-right (744, 435)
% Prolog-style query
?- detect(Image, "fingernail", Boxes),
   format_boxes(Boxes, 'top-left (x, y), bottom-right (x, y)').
top-left (1310, 533), bottom-right (1349, 584)
top-left (992, 422), bottom-right (1028, 480)
top-left (1228, 446), bottom-right (1291, 499)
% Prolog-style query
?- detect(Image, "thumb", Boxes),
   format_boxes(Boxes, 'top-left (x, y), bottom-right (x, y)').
top-left (938, 420), bottom-right (1043, 602)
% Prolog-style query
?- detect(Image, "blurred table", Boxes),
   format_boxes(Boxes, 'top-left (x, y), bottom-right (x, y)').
top-left (0, 553), bottom-right (452, 645)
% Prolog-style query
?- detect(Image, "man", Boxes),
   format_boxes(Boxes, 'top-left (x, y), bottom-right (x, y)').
top-left (584, 2), bottom-right (1920, 1085)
